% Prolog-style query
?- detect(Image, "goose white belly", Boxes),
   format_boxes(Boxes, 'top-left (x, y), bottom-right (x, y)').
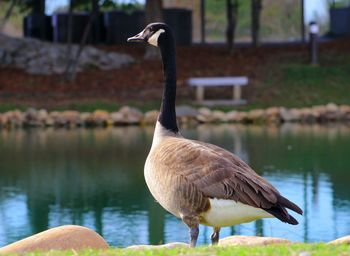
top-left (201, 198), bottom-right (273, 227)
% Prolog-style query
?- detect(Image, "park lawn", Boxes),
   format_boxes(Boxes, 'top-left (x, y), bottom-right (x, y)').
top-left (21, 243), bottom-right (350, 256)
top-left (0, 100), bottom-right (158, 113)
top-left (250, 52), bottom-right (350, 109)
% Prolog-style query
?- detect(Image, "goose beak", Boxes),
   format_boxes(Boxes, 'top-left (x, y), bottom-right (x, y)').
top-left (127, 30), bottom-right (146, 43)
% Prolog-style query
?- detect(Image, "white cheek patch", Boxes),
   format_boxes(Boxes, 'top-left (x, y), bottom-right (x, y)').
top-left (148, 29), bottom-right (165, 46)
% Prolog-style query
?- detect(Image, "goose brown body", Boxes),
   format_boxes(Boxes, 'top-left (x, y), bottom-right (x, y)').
top-left (145, 122), bottom-right (302, 228)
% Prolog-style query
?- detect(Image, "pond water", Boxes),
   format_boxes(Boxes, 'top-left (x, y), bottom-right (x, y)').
top-left (0, 124), bottom-right (349, 247)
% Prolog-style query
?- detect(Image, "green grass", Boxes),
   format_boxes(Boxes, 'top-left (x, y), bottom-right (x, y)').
top-left (52, 101), bottom-right (131, 113)
top-left (0, 103), bottom-right (28, 112)
top-left (54, 100), bottom-right (164, 113)
top-left (0, 100), bottom-right (161, 113)
top-left (20, 244), bottom-right (350, 256)
top-left (249, 52), bottom-right (350, 109)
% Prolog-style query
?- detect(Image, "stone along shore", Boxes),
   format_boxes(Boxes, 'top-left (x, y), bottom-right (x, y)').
top-left (0, 225), bottom-right (349, 254)
top-left (0, 103), bottom-right (350, 129)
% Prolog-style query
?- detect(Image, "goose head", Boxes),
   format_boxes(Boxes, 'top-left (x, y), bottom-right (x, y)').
top-left (127, 22), bottom-right (173, 47)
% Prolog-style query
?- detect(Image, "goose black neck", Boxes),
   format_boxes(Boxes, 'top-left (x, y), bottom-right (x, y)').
top-left (158, 36), bottom-right (178, 133)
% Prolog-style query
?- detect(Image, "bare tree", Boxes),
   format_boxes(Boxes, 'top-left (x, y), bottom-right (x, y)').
top-left (251, 0), bottom-right (262, 47)
top-left (33, 0), bottom-right (46, 38)
top-left (144, 0), bottom-right (163, 60)
top-left (91, 0), bottom-right (100, 43)
top-left (0, 0), bottom-right (17, 32)
top-left (64, 0), bottom-right (98, 82)
top-left (226, 0), bottom-right (239, 53)
top-left (63, 0), bottom-right (75, 81)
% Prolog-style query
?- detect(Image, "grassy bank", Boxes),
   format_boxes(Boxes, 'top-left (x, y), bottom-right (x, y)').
top-left (0, 101), bottom-right (158, 113)
top-left (0, 39), bottom-right (349, 112)
top-left (24, 244), bottom-right (349, 256)
top-left (250, 52), bottom-right (350, 109)
top-left (1, 52), bottom-right (349, 113)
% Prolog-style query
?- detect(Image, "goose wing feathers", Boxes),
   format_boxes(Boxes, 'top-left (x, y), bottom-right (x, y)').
top-left (154, 137), bottom-right (302, 223)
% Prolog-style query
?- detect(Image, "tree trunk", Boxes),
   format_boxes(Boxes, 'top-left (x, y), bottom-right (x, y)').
top-left (144, 0), bottom-right (163, 60)
top-left (32, 0), bottom-right (46, 39)
top-left (63, 0), bottom-right (74, 81)
top-left (226, 0), bottom-right (239, 54)
top-left (91, 0), bottom-right (100, 44)
top-left (300, 0), bottom-right (305, 43)
top-left (0, 0), bottom-right (17, 32)
top-left (32, 0), bottom-right (46, 14)
top-left (200, 0), bottom-right (205, 43)
top-left (64, 1), bottom-right (98, 82)
top-left (251, 0), bottom-right (262, 47)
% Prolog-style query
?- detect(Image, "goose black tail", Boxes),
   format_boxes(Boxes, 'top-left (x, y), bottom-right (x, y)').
top-left (264, 195), bottom-right (303, 225)
top-left (278, 195), bottom-right (303, 215)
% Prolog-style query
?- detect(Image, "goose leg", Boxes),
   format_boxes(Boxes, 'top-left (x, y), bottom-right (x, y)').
top-left (210, 227), bottom-right (220, 245)
top-left (189, 226), bottom-right (199, 247)
top-left (182, 215), bottom-right (199, 247)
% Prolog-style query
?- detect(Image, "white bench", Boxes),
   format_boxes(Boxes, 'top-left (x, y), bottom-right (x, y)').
top-left (187, 76), bottom-right (248, 106)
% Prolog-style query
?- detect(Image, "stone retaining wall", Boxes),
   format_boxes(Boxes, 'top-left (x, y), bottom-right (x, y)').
top-left (0, 33), bottom-right (134, 75)
top-left (0, 103), bottom-right (349, 129)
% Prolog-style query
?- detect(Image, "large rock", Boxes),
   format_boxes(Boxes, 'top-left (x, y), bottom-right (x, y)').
top-left (0, 225), bottom-right (109, 254)
top-left (61, 110), bottom-right (82, 126)
top-left (126, 242), bottom-right (188, 250)
top-left (299, 107), bottom-right (318, 123)
top-left (50, 111), bottom-right (67, 126)
top-left (0, 113), bottom-right (3, 126)
top-left (197, 107), bottom-right (213, 123)
top-left (117, 106), bottom-right (143, 125)
top-left (265, 107), bottom-right (281, 123)
top-left (234, 111), bottom-right (248, 123)
top-left (339, 105), bottom-right (350, 121)
top-left (142, 110), bottom-right (159, 125)
top-left (212, 110), bottom-right (227, 122)
top-left (176, 105), bottom-right (198, 124)
top-left (218, 235), bottom-right (292, 246)
top-left (246, 109), bottom-right (266, 123)
top-left (225, 110), bottom-right (238, 122)
top-left (92, 110), bottom-right (110, 126)
top-left (324, 103), bottom-right (340, 121)
top-left (37, 109), bottom-right (48, 122)
top-left (328, 235), bottom-right (350, 245)
top-left (1, 110), bottom-right (24, 127)
top-left (110, 111), bottom-right (125, 124)
top-left (280, 107), bottom-right (300, 122)
top-left (312, 105), bottom-right (327, 117)
top-left (326, 102), bottom-right (338, 112)
top-left (176, 105), bottom-right (198, 117)
top-left (0, 33), bottom-right (134, 75)
top-left (80, 112), bottom-right (93, 126)
top-left (24, 108), bottom-right (42, 127)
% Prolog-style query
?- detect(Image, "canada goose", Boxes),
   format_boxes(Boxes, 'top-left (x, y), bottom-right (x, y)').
top-left (127, 23), bottom-right (302, 247)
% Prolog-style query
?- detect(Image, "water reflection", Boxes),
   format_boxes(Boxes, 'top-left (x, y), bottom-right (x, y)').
top-left (0, 124), bottom-right (349, 247)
